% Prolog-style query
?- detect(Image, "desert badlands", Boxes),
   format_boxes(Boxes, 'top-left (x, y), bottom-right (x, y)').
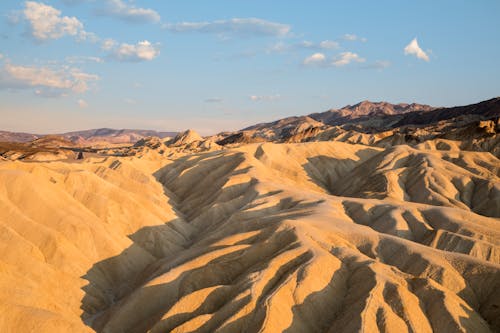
top-left (2, 0), bottom-right (499, 331)
top-left (0, 99), bottom-right (499, 333)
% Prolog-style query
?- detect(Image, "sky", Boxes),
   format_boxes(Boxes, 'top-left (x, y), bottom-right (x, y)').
top-left (1, 0), bottom-right (499, 135)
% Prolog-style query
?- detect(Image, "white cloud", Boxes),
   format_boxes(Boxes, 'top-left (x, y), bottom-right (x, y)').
top-left (0, 61), bottom-right (99, 96)
top-left (342, 34), bottom-right (367, 42)
top-left (249, 94), bottom-right (281, 101)
top-left (404, 38), bottom-right (429, 61)
top-left (14, 1), bottom-right (159, 52)
top-left (303, 53), bottom-right (326, 65)
top-left (164, 18), bottom-right (291, 37)
top-left (95, 0), bottom-right (160, 23)
top-left (124, 98), bottom-right (136, 104)
top-left (23, 1), bottom-right (84, 40)
top-left (343, 34), bottom-right (357, 41)
top-left (269, 40), bottom-right (338, 53)
top-left (267, 41), bottom-right (288, 53)
top-left (303, 52), bottom-right (365, 67)
top-left (108, 40), bottom-right (160, 62)
top-left (76, 30), bottom-right (100, 43)
top-left (77, 99), bottom-right (88, 108)
top-left (318, 40), bottom-right (339, 49)
top-left (65, 56), bottom-right (104, 64)
top-left (101, 38), bottom-right (117, 51)
top-left (70, 70), bottom-right (100, 92)
top-left (332, 52), bottom-right (365, 66)
top-left (296, 40), bottom-right (339, 50)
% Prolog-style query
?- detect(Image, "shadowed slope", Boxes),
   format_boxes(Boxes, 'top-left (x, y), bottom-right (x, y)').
top-left (0, 140), bottom-right (498, 332)
top-left (80, 142), bottom-right (499, 332)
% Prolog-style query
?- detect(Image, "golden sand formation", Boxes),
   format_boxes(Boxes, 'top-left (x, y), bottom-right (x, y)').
top-left (0, 139), bottom-right (499, 332)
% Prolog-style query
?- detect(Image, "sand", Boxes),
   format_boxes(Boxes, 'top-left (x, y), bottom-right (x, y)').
top-left (0, 141), bottom-right (499, 332)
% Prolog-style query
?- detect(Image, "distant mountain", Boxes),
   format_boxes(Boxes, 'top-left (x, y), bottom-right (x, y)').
top-left (0, 130), bottom-right (40, 143)
top-left (209, 98), bottom-right (500, 157)
top-left (0, 128), bottom-right (178, 145)
top-left (2, 98), bottom-right (499, 153)
top-left (63, 128), bottom-right (178, 144)
top-left (2, 98), bottom-right (499, 161)
top-left (236, 98), bottom-right (500, 139)
top-left (31, 135), bottom-right (76, 148)
top-left (242, 116), bottom-right (323, 141)
top-left (309, 100), bottom-right (435, 126)
top-left (238, 101), bottom-right (434, 141)
top-left (0, 135), bottom-right (77, 162)
top-left (389, 97), bottom-right (500, 128)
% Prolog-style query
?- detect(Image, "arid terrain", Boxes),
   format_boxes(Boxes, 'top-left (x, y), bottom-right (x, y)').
top-left (0, 98), bottom-right (499, 333)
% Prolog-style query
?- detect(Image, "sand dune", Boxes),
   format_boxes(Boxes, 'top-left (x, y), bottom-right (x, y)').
top-left (0, 140), bottom-right (499, 332)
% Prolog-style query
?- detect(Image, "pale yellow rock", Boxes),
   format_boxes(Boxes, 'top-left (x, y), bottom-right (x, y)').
top-left (0, 140), bottom-right (498, 333)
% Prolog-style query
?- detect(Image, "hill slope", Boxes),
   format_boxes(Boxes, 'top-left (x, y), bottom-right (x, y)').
top-left (0, 140), bottom-right (499, 333)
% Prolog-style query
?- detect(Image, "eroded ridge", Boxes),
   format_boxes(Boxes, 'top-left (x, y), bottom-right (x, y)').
top-left (83, 143), bottom-right (500, 333)
top-left (0, 141), bottom-right (498, 332)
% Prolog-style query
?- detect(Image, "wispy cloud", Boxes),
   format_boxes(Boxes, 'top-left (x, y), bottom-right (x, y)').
top-left (303, 53), bottom-right (326, 65)
top-left (269, 40), bottom-right (339, 53)
top-left (332, 52), bottom-right (365, 66)
top-left (77, 99), bottom-right (88, 108)
top-left (342, 34), bottom-right (367, 42)
top-left (106, 40), bottom-right (160, 62)
top-left (65, 56), bottom-right (104, 64)
top-left (362, 60), bottom-right (391, 70)
top-left (7, 10), bottom-right (22, 25)
top-left (75, 30), bottom-right (99, 43)
top-left (205, 98), bottom-right (223, 103)
top-left (164, 18), bottom-right (291, 37)
top-left (95, 0), bottom-right (160, 24)
top-left (101, 38), bottom-right (117, 51)
top-left (404, 38), bottom-right (429, 61)
top-left (21, 1), bottom-right (85, 41)
top-left (303, 52), bottom-right (365, 67)
top-left (124, 98), bottom-right (136, 104)
top-left (0, 60), bottom-right (99, 97)
top-left (317, 40), bottom-right (340, 49)
top-left (249, 94), bottom-right (281, 101)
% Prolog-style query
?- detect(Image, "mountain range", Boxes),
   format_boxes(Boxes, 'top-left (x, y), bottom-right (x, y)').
top-left (2, 97), bottom-right (499, 148)
top-left (0, 128), bottom-right (177, 144)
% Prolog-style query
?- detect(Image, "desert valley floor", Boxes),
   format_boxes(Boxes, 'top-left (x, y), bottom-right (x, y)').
top-left (1, 138), bottom-right (499, 333)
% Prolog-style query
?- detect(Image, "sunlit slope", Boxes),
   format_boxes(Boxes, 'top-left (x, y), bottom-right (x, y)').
top-left (0, 157), bottom-right (187, 332)
top-left (0, 141), bottom-right (499, 333)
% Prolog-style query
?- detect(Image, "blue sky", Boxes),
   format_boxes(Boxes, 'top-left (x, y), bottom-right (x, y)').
top-left (1, 0), bottom-right (499, 134)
